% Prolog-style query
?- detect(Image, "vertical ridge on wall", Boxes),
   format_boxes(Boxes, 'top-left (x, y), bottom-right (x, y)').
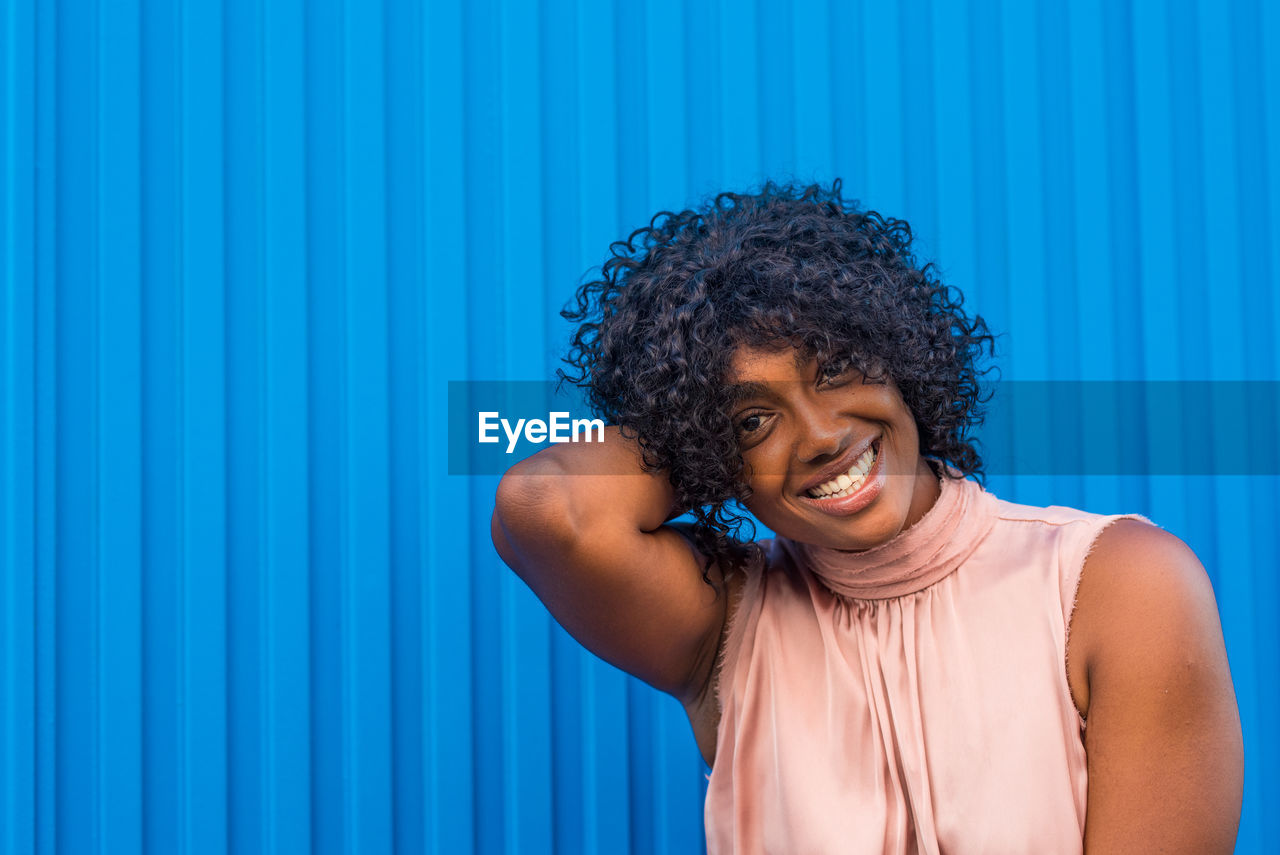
top-left (1039, 0), bottom-right (1088, 510)
top-left (931, 0), bottom-right (978, 326)
top-left (861, 0), bottom-right (905, 219)
top-left (1235, 2), bottom-right (1280, 845)
top-left (828, 0), bottom-right (866, 201)
top-left (1131, 0), bottom-right (1174, 384)
top-left (342, 0), bottom-right (394, 848)
top-left (899, 0), bottom-right (939, 256)
top-left (1197, 0), bottom-right (1260, 841)
top-left (1003, 0), bottom-right (1049, 377)
top-left (54, 0), bottom-right (98, 849)
top-left (684, 0), bottom-right (722, 196)
top-left (1001, 0), bottom-right (1053, 504)
top-left (792, 0), bottom-right (834, 182)
top-left (96, 0), bottom-right (144, 850)
top-left (237, 0), bottom-right (270, 842)
top-left (262, 0), bottom-right (313, 849)
top-left (1243, 0), bottom-right (1280, 841)
top-left (225, 0), bottom-right (266, 847)
top-left (385, 0), bottom-right (424, 851)
top-left (1100, 0), bottom-right (1152, 524)
top-left (1, 0), bottom-right (37, 852)
top-left (1067, 0), bottom-right (1117, 377)
top-left (460, 3), bottom-right (506, 853)
top-left (304, 0), bottom-right (346, 851)
top-left (1268, 0), bottom-right (1280, 370)
top-left (966, 0), bottom-right (1013, 493)
top-left (180, 0), bottom-right (230, 850)
top-left (1168, 0), bottom-right (1216, 580)
top-left (34, 0), bottom-right (57, 846)
top-left (140, 0), bottom-right (182, 849)
top-left (646, 0), bottom-right (689, 211)
top-left (1067, 0), bottom-right (1124, 519)
top-left (615, 0), bottom-right (648, 226)
top-left (717, 0), bottom-right (760, 187)
top-left (422, 0), bottom-right (473, 849)
top-left (756, 0), bottom-right (795, 180)
top-left (968, 0), bottom-right (1010, 363)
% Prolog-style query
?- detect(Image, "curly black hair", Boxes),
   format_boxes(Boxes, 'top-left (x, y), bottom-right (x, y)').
top-left (559, 180), bottom-right (998, 584)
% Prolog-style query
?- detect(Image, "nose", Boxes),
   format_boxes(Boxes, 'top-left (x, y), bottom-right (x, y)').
top-left (795, 407), bottom-right (850, 464)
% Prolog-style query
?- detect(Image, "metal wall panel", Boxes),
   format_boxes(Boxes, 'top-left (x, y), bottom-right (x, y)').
top-left (2, 0), bottom-right (1276, 852)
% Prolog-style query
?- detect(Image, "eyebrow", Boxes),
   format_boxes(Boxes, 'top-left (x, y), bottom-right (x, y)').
top-left (726, 380), bottom-right (775, 404)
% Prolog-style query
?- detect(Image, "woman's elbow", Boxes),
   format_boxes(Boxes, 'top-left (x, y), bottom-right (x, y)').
top-left (491, 454), bottom-right (577, 572)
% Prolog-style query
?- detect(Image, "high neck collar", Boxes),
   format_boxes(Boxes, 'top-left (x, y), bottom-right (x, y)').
top-left (788, 461), bottom-right (998, 600)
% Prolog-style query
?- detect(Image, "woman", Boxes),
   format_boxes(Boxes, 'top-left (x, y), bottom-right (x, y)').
top-left (490, 182), bottom-right (1243, 853)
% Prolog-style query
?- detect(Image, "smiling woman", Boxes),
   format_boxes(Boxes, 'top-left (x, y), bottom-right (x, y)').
top-left (489, 181), bottom-right (1243, 854)
top-left (724, 346), bottom-right (941, 553)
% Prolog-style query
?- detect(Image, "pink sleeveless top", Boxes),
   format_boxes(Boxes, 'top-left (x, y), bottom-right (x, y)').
top-left (703, 465), bottom-right (1154, 854)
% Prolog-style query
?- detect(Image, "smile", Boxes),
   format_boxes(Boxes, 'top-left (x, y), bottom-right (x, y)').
top-left (794, 437), bottom-right (888, 517)
top-left (807, 440), bottom-right (879, 498)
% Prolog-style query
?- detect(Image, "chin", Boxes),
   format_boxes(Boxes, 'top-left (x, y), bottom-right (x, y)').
top-left (786, 504), bottom-right (906, 551)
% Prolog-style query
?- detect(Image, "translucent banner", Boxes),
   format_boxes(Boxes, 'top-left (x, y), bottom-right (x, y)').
top-left (449, 381), bottom-right (1280, 476)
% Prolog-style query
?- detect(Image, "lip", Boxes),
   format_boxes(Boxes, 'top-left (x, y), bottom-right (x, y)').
top-left (796, 437), bottom-right (885, 516)
top-left (798, 436), bottom-right (881, 495)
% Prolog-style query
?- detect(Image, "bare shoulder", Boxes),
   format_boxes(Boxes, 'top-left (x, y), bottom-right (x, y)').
top-left (1069, 519), bottom-right (1220, 687)
top-left (1068, 518), bottom-right (1243, 853)
top-left (1068, 519), bottom-right (1224, 715)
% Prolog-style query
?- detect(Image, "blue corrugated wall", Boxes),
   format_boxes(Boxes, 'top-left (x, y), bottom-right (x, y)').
top-left (2, 0), bottom-right (1277, 852)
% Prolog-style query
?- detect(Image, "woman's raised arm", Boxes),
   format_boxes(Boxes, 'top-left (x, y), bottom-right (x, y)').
top-left (490, 426), bottom-right (730, 707)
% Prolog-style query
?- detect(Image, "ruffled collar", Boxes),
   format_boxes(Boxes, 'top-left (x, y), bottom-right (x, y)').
top-left (787, 460), bottom-right (999, 600)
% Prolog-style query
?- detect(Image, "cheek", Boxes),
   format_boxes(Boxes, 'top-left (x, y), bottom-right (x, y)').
top-left (738, 443), bottom-right (786, 489)
top-left (740, 471), bottom-right (789, 520)
top-left (745, 472), bottom-right (786, 495)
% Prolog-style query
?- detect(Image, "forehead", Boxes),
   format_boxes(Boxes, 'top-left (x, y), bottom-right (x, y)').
top-left (725, 345), bottom-right (813, 383)
top-left (724, 344), bottom-right (886, 402)
top-left (723, 346), bottom-right (819, 405)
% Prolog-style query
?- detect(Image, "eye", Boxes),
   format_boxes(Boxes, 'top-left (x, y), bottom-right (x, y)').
top-left (818, 359), bottom-right (854, 386)
top-left (735, 411), bottom-right (767, 435)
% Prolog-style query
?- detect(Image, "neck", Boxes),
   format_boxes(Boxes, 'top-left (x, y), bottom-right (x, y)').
top-left (903, 456), bottom-right (944, 531)
top-left (791, 464), bottom-right (997, 599)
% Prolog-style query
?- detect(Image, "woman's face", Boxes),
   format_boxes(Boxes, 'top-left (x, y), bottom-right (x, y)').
top-left (725, 344), bottom-right (941, 551)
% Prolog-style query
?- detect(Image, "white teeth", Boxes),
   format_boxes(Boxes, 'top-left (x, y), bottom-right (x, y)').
top-left (808, 444), bottom-right (877, 498)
